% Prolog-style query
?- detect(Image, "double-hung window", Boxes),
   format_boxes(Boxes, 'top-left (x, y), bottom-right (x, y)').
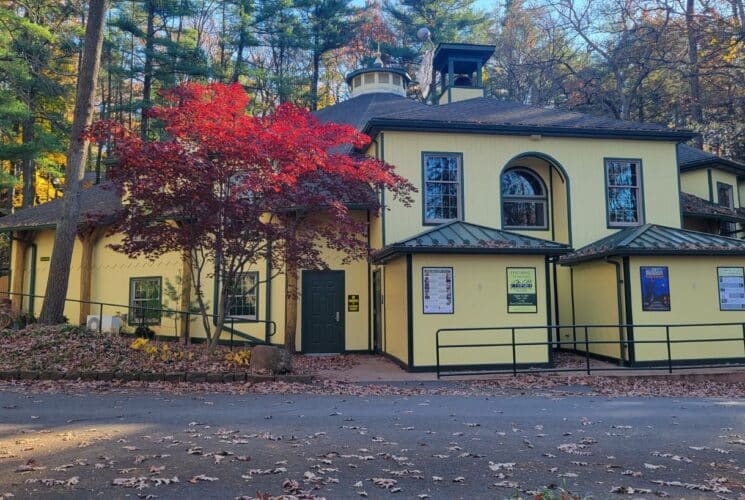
top-left (227, 272), bottom-right (258, 320)
top-left (605, 159), bottom-right (643, 227)
top-left (423, 153), bottom-right (462, 224)
top-left (129, 277), bottom-right (162, 325)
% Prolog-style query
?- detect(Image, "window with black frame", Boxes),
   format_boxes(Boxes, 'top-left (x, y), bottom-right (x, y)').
top-left (423, 153), bottom-right (462, 224)
top-left (129, 277), bottom-right (162, 325)
top-left (501, 168), bottom-right (548, 229)
top-left (717, 182), bottom-right (737, 236)
top-left (605, 159), bottom-right (643, 227)
top-left (227, 272), bottom-right (258, 320)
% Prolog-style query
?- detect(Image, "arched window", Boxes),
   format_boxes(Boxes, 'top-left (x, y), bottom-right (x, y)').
top-left (501, 168), bottom-right (548, 229)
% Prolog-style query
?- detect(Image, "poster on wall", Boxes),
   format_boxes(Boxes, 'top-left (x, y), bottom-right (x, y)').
top-left (507, 267), bottom-right (537, 313)
top-left (718, 267), bottom-right (745, 311)
top-left (640, 266), bottom-right (671, 311)
top-left (422, 267), bottom-right (453, 314)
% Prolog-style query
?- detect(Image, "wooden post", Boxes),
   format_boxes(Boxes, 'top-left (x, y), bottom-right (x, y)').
top-left (10, 232), bottom-right (29, 312)
top-left (179, 251), bottom-right (192, 342)
top-left (285, 263), bottom-right (298, 353)
top-left (78, 228), bottom-right (102, 325)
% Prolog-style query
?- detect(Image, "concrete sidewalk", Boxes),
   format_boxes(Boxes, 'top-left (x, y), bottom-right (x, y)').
top-left (314, 353), bottom-right (745, 383)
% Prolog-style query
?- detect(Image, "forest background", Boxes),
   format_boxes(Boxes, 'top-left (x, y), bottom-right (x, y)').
top-left (1, 0), bottom-right (743, 211)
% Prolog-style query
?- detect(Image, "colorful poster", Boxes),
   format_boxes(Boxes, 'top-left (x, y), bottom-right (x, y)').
top-left (640, 266), bottom-right (671, 311)
top-left (718, 267), bottom-right (745, 311)
top-left (422, 267), bottom-right (453, 314)
top-left (507, 267), bottom-right (537, 313)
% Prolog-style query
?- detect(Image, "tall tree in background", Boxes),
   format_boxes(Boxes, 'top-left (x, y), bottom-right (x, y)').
top-left (384, 0), bottom-right (489, 46)
top-left (0, 2), bottom-right (76, 208)
top-left (297, 0), bottom-right (359, 110)
top-left (40, 0), bottom-right (108, 324)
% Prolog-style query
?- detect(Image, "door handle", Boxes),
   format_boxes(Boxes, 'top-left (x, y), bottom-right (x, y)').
top-left (335, 312), bottom-right (340, 322)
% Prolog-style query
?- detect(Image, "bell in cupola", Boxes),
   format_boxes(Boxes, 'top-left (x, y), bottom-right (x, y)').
top-left (430, 43), bottom-right (495, 104)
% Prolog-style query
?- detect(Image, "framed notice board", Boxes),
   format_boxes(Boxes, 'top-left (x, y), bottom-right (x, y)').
top-left (718, 267), bottom-right (745, 311)
top-left (506, 267), bottom-right (537, 313)
top-left (422, 267), bottom-right (454, 314)
top-left (640, 266), bottom-right (671, 311)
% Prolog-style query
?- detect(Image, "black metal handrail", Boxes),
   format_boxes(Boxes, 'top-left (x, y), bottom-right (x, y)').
top-left (435, 323), bottom-right (745, 378)
top-left (0, 291), bottom-right (276, 348)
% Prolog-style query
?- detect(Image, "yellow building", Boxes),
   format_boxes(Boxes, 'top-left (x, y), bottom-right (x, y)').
top-left (2, 43), bottom-right (745, 371)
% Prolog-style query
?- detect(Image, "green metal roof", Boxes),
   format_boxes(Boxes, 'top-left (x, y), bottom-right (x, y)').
top-left (560, 224), bottom-right (745, 265)
top-left (372, 221), bottom-right (571, 263)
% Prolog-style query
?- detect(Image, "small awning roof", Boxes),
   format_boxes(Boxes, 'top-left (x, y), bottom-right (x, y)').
top-left (681, 192), bottom-right (745, 224)
top-left (560, 224), bottom-right (745, 265)
top-left (372, 220), bottom-right (571, 263)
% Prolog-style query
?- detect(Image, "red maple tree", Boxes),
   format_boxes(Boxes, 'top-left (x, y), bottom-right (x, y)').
top-left (91, 82), bottom-right (413, 351)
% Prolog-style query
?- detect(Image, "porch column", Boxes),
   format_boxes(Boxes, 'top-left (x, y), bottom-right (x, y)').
top-left (78, 227), bottom-right (103, 324)
top-left (10, 232), bottom-right (29, 313)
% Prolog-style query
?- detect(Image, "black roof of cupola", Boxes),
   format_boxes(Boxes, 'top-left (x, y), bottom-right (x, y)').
top-left (430, 43), bottom-right (495, 105)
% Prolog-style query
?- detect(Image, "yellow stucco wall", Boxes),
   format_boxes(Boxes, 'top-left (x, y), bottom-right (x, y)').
top-left (682, 168), bottom-right (742, 207)
top-left (570, 260), bottom-right (627, 360)
top-left (410, 254), bottom-right (549, 368)
top-left (380, 131), bottom-right (680, 248)
top-left (382, 257), bottom-right (408, 365)
top-left (628, 256), bottom-right (745, 362)
top-left (14, 211), bottom-right (370, 351)
top-left (680, 169), bottom-right (711, 201)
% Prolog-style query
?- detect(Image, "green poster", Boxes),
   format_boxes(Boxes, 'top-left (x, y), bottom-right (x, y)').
top-left (507, 267), bottom-right (537, 313)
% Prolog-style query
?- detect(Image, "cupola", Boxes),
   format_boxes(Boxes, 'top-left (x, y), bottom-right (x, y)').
top-left (430, 43), bottom-right (495, 104)
top-left (345, 55), bottom-right (411, 98)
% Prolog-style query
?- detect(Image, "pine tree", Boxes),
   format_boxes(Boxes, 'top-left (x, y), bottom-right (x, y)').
top-left (296, 0), bottom-right (360, 110)
top-left (0, 3), bottom-right (75, 208)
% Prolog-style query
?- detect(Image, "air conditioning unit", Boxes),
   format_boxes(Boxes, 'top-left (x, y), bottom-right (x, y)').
top-left (86, 315), bottom-right (122, 334)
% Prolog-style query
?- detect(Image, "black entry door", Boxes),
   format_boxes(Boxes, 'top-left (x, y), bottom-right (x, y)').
top-left (301, 270), bottom-right (344, 353)
top-left (372, 269), bottom-right (383, 352)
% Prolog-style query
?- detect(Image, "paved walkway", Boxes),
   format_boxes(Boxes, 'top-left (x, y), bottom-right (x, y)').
top-left (315, 353), bottom-right (745, 383)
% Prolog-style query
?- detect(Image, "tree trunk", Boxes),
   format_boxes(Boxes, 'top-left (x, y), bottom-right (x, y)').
top-left (179, 251), bottom-right (192, 343)
top-left (140, 1), bottom-right (155, 139)
top-left (686, 0), bottom-right (704, 148)
top-left (284, 263), bottom-right (298, 353)
top-left (39, 0), bottom-right (107, 325)
top-left (310, 51), bottom-right (321, 110)
top-left (21, 116), bottom-right (35, 208)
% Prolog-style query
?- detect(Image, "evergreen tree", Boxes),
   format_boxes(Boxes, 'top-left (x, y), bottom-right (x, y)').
top-left (383, 0), bottom-right (490, 47)
top-left (0, 2), bottom-right (75, 208)
top-left (296, 0), bottom-right (360, 110)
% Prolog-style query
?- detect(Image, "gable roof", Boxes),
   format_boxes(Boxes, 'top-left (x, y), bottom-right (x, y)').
top-left (677, 144), bottom-right (745, 174)
top-left (373, 220), bottom-right (570, 263)
top-left (680, 192), bottom-right (745, 223)
top-left (560, 224), bottom-right (745, 265)
top-left (315, 93), bottom-right (695, 142)
top-left (0, 183), bottom-right (122, 232)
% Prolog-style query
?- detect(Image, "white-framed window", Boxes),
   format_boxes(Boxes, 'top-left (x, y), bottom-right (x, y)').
top-left (606, 159), bottom-right (643, 227)
top-left (423, 153), bottom-right (462, 224)
top-left (501, 168), bottom-right (548, 229)
top-left (227, 272), bottom-right (258, 320)
top-left (129, 277), bottom-right (162, 325)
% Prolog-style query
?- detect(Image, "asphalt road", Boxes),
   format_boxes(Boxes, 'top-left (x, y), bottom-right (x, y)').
top-left (0, 388), bottom-right (744, 499)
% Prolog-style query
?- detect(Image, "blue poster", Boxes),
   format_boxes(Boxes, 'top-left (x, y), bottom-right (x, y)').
top-left (640, 266), bottom-right (670, 311)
